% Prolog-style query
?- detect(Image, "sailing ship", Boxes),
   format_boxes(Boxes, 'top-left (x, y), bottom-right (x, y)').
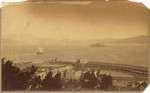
top-left (37, 47), bottom-right (44, 54)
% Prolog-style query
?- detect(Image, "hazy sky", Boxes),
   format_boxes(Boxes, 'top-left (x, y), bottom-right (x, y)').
top-left (2, 1), bottom-right (149, 41)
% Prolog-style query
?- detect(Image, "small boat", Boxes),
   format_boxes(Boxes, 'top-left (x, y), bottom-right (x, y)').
top-left (37, 47), bottom-right (44, 54)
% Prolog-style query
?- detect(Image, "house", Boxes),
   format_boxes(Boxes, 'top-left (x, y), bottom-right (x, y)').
top-left (65, 69), bottom-right (75, 79)
top-left (51, 65), bottom-right (75, 78)
top-left (74, 71), bottom-right (82, 80)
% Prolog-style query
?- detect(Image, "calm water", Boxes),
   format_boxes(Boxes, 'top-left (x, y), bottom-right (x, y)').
top-left (1, 44), bottom-right (148, 67)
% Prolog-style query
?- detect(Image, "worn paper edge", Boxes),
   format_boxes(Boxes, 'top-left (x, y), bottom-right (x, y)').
top-left (0, 0), bottom-right (150, 93)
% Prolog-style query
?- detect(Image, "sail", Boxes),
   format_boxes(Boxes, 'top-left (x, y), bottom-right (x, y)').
top-left (37, 47), bottom-right (43, 54)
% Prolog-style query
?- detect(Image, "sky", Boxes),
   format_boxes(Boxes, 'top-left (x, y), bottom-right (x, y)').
top-left (2, 1), bottom-right (149, 42)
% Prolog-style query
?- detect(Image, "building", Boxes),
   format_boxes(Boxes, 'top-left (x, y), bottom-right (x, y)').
top-left (74, 71), bottom-right (82, 80)
top-left (36, 64), bottom-right (76, 80)
top-left (65, 69), bottom-right (75, 79)
top-left (36, 60), bottom-right (85, 80)
top-left (51, 65), bottom-right (74, 78)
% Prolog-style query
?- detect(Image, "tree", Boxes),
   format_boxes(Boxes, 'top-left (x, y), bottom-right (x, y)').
top-left (99, 74), bottom-right (113, 90)
top-left (41, 71), bottom-right (54, 90)
top-left (2, 59), bottom-right (20, 90)
top-left (41, 71), bottom-right (63, 90)
top-left (80, 70), bottom-right (99, 89)
top-left (14, 65), bottom-right (37, 90)
top-left (2, 58), bottom-right (37, 90)
top-left (53, 72), bottom-right (62, 90)
top-left (80, 70), bottom-right (113, 90)
top-left (30, 75), bottom-right (42, 90)
top-left (108, 74), bottom-right (113, 86)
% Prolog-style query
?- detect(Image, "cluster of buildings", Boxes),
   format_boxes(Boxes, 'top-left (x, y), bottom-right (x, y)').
top-left (14, 60), bottom-right (147, 91)
top-left (35, 61), bottom-right (83, 80)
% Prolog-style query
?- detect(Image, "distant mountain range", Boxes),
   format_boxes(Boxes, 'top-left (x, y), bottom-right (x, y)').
top-left (104, 35), bottom-right (149, 44)
top-left (89, 35), bottom-right (149, 47)
top-left (2, 35), bottom-right (149, 46)
top-left (1, 39), bottom-right (24, 45)
top-left (1, 34), bottom-right (48, 45)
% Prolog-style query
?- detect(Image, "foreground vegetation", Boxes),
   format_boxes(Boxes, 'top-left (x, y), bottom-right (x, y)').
top-left (2, 58), bottom-right (113, 91)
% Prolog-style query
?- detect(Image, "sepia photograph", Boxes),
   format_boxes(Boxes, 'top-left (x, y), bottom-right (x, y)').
top-left (1, 1), bottom-right (149, 92)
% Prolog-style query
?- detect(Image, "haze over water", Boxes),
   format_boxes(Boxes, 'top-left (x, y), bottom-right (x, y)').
top-left (2, 42), bottom-right (148, 67)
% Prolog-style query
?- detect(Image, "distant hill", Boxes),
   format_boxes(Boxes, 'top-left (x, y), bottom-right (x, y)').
top-left (1, 38), bottom-right (24, 45)
top-left (1, 34), bottom-right (47, 45)
top-left (104, 35), bottom-right (149, 44)
top-left (90, 43), bottom-right (107, 47)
